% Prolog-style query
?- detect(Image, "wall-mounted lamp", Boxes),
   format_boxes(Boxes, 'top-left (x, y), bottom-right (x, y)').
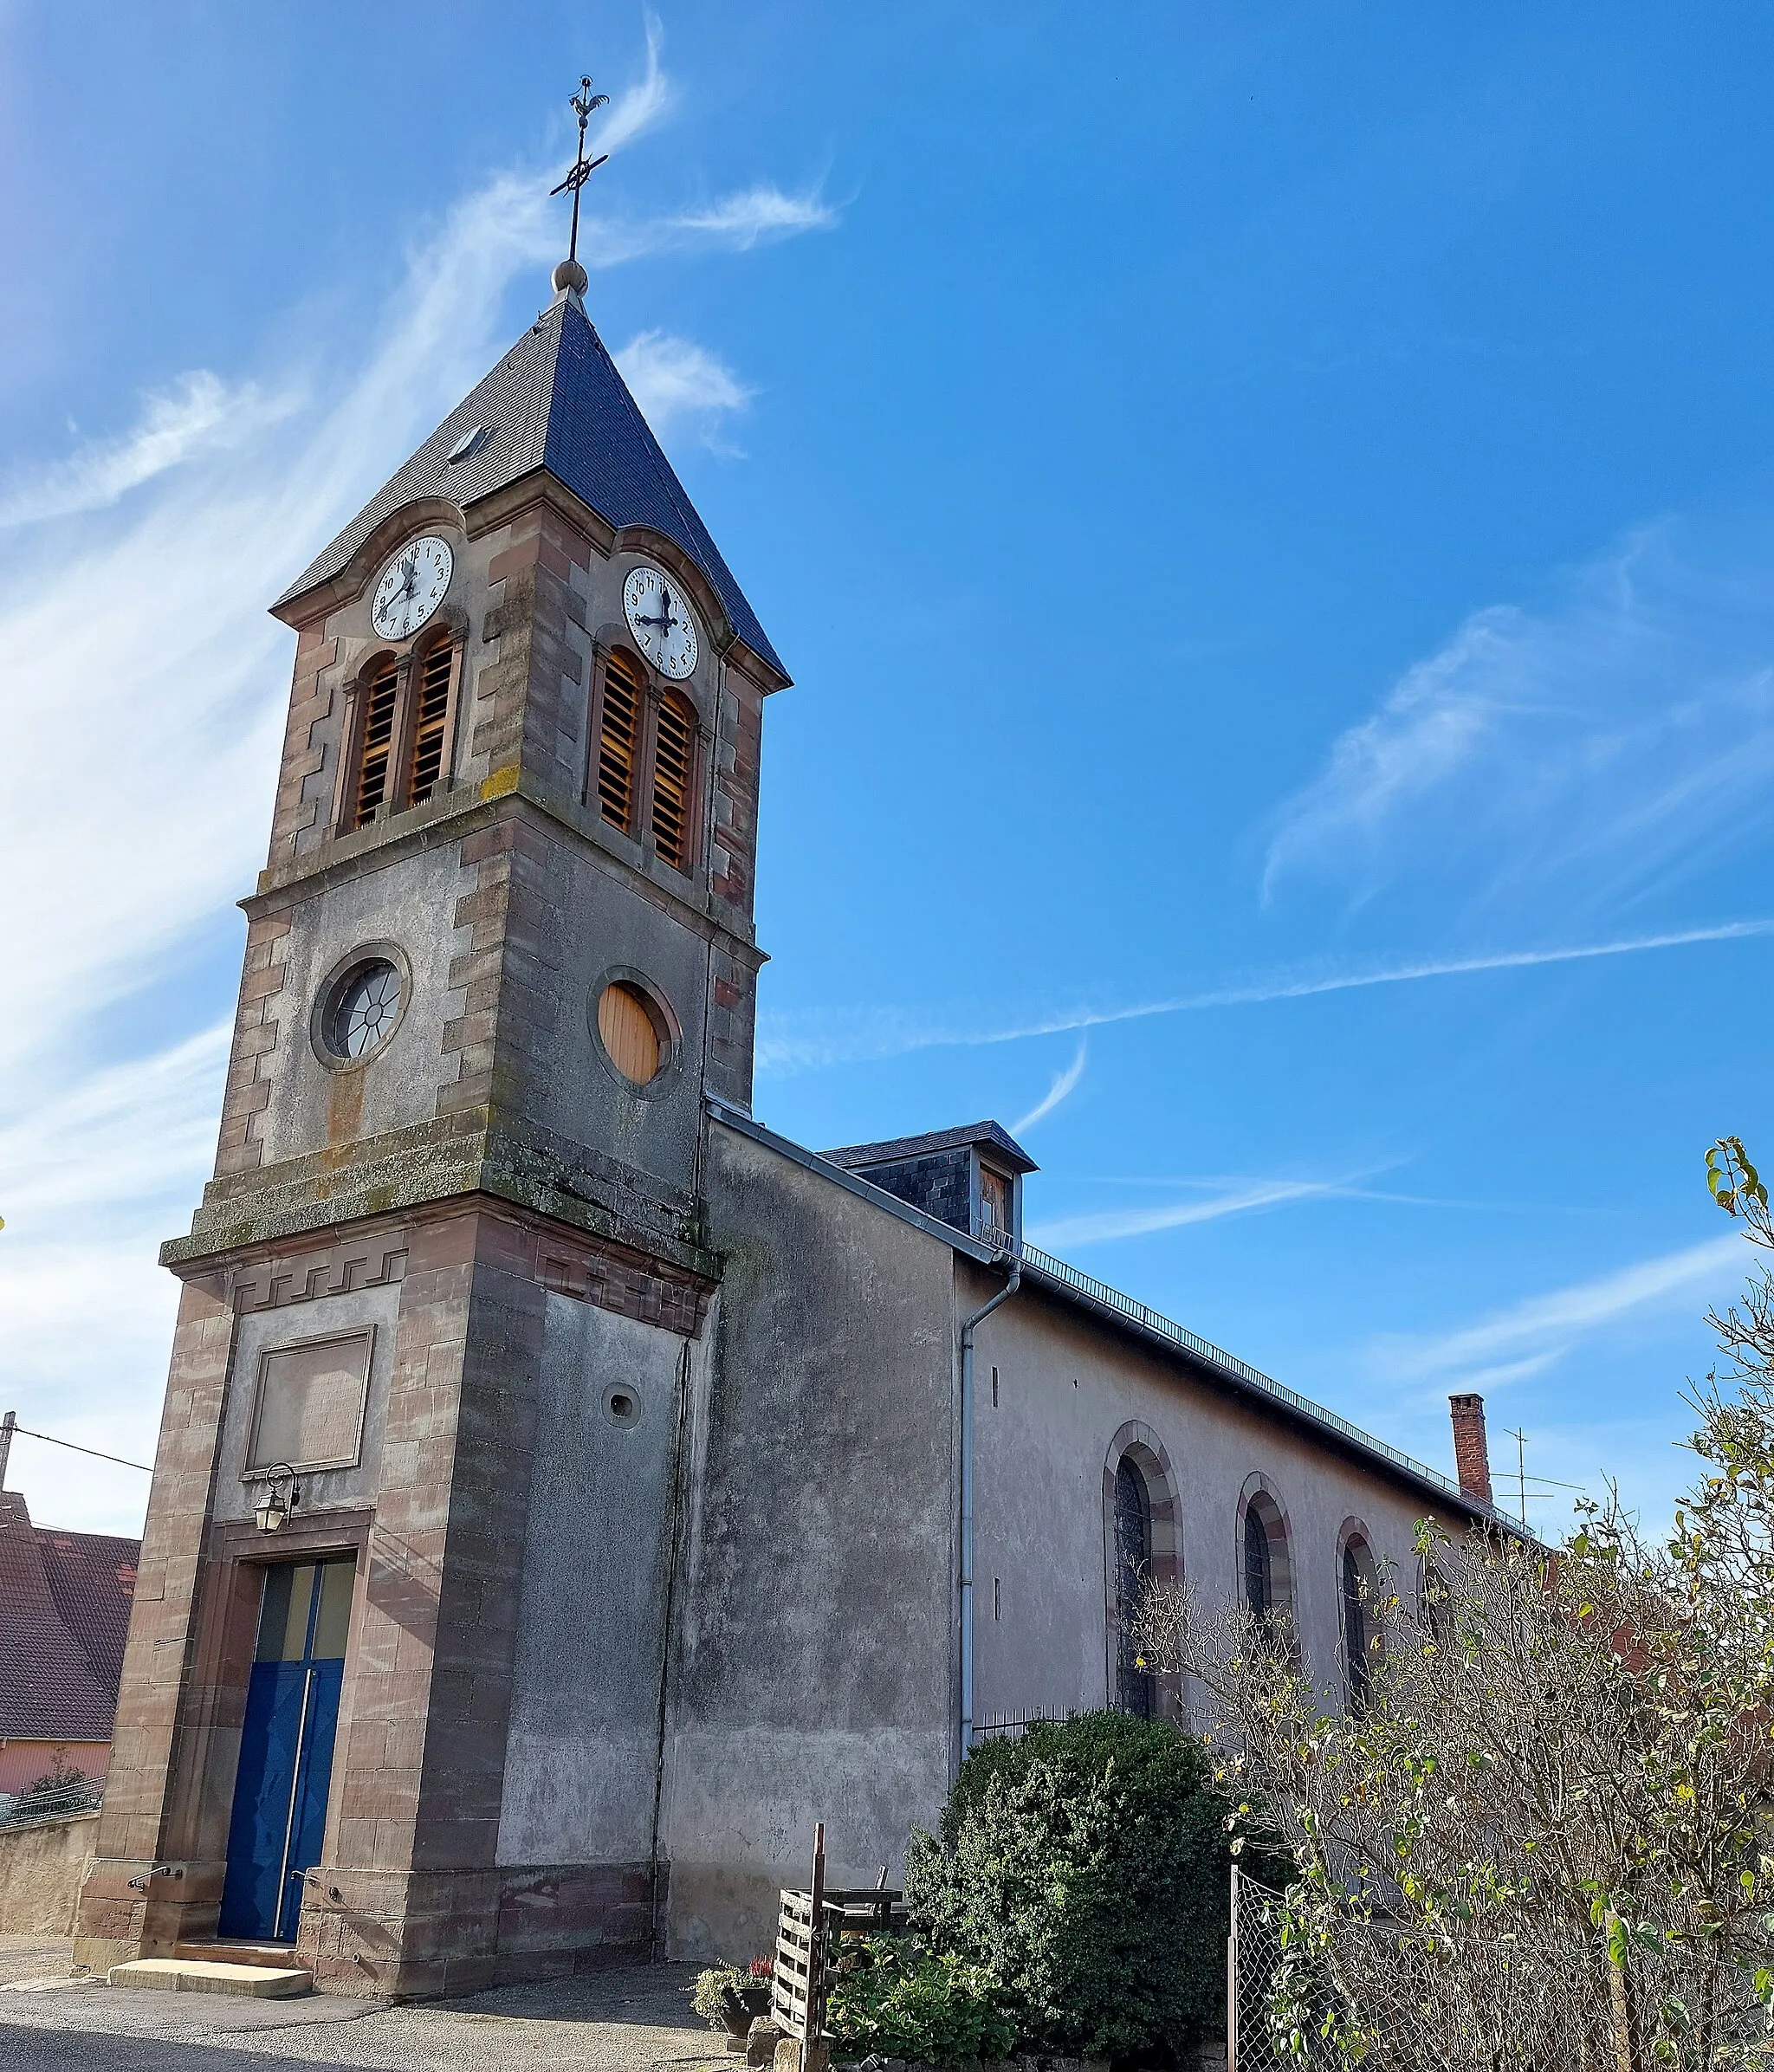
top-left (254, 1464), bottom-right (301, 1534)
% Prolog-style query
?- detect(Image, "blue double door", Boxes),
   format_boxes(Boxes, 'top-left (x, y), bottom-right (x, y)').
top-left (218, 1557), bottom-right (354, 1943)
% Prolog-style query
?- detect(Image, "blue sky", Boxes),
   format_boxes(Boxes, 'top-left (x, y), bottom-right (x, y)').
top-left (3, 3), bottom-right (1773, 1536)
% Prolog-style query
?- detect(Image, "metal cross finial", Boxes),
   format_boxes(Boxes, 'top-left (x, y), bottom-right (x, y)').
top-left (550, 74), bottom-right (611, 266)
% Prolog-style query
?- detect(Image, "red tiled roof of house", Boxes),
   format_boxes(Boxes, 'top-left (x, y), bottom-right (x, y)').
top-left (0, 1490), bottom-right (139, 1744)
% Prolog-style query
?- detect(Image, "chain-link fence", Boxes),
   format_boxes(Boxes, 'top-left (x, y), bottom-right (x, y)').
top-left (1227, 1867), bottom-right (1774, 2071)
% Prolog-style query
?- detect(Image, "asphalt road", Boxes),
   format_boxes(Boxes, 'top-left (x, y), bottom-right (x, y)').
top-left (0, 1941), bottom-right (731, 2072)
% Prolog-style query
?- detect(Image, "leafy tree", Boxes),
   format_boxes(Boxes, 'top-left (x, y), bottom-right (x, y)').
top-left (1124, 1137), bottom-right (1774, 2067)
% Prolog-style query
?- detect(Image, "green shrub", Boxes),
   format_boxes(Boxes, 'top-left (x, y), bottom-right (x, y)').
top-left (826, 1935), bottom-right (1015, 2067)
top-left (904, 1712), bottom-right (1262, 2060)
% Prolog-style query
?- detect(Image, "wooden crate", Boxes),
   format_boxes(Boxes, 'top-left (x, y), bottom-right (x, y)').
top-left (772, 1886), bottom-right (910, 2040)
top-left (772, 1887), bottom-right (822, 2041)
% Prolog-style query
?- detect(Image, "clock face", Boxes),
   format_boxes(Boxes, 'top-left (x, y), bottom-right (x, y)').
top-left (624, 564), bottom-right (699, 680)
top-left (372, 535), bottom-right (453, 640)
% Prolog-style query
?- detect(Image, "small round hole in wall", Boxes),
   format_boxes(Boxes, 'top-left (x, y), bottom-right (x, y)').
top-left (604, 1385), bottom-right (642, 1428)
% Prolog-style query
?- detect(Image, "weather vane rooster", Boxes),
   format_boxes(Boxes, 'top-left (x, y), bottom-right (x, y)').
top-left (551, 74), bottom-right (611, 268)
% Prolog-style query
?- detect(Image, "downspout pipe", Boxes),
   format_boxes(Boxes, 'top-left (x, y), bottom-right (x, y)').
top-left (959, 1253), bottom-right (1020, 1763)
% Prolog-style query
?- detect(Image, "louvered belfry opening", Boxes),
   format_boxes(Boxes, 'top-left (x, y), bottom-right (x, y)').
top-left (351, 657), bottom-right (401, 828)
top-left (650, 690), bottom-right (696, 870)
top-left (407, 642), bottom-right (456, 806)
top-left (597, 649), bottom-right (643, 831)
top-left (347, 642), bottom-right (458, 832)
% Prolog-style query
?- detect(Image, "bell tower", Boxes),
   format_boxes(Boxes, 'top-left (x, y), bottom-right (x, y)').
top-left (76, 113), bottom-right (789, 1991)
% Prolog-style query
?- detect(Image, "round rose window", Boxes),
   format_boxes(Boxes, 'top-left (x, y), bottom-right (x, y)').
top-left (326, 960), bottom-right (404, 1062)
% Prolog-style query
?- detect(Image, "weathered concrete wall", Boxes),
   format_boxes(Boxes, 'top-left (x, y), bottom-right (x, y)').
top-left (969, 1274), bottom-right (1454, 1721)
top-left (666, 1122), bottom-right (959, 1959)
top-left (493, 809), bottom-right (716, 1202)
top-left (249, 849), bottom-right (472, 1170)
top-left (1, 1813), bottom-right (99, 1937)
top-left (496, 1296), bottom-right (696, 1863)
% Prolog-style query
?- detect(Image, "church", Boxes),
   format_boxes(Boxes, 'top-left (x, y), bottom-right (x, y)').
top-left (73, 239), bottom-right (1503, 1996)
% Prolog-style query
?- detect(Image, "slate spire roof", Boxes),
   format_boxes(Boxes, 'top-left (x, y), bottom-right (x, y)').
top-left (275, 287), bottom-right (787, 682)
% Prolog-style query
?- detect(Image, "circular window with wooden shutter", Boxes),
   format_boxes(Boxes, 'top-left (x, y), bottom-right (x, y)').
top-left (597, 981), bottom-right (664, 1085)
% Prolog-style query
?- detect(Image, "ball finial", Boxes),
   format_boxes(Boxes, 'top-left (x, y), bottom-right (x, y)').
top-left (553, 257), bottom-right (590, 297)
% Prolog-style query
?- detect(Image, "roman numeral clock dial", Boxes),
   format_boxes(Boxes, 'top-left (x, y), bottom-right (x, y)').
top-left (372, 535), bottom-right (454, 640)
top-left (624, 564), bottom-right (699, 680)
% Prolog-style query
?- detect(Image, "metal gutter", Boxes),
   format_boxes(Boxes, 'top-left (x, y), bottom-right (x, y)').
top-left (1013, 1244), bottom-right (1518, 1533)
top-left (706, 1098), bottom-right (1001, 1261)
top-left (703, 1098), bottom-right (1520, 1537)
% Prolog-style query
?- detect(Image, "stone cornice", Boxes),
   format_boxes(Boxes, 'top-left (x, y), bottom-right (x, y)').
top-left (244, 776), bottom-right (767, 971)
top-left (162, 1111), bottom-right (722, 1281)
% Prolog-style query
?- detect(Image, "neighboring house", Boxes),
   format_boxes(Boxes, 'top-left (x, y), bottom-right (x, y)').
top-left (0, 1489), bottom-right (139, 1796)
top-left (76, 246), bottom-right (1512, 1993)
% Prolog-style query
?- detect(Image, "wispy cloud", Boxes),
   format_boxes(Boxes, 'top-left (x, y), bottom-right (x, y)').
top-left (0, 172), bottom-right (562, 1097)
top-left (1011, 1039), bottom-right (1087, 1136)
top-left (1262, 527), bottom-right (1774, 920)
top-left (756, 919), bottom-right (1774, 1075)
top-left (0, 373), bottom-right (296, 528)
top-left (0, 1022), bottom-right (230, 1216)
top-left (0, 1026), bottom-right (229, 1532)
top-left (614, 330), bottom-right (754, 447)
top-left (1368, 1233), bottom-right (1748, 1390)
top-left (582, 184), bottom-right (840, 271)
top-left (672, 185), bottom-right (839, 248)
top-left (592, 12), bottom-right (675, 157)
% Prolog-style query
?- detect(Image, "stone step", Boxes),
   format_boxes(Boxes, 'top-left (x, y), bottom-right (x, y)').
top-left (171, 1939), bottom-right (301, 1971)
top-left (107, 1958), bottom-right (312, 1998)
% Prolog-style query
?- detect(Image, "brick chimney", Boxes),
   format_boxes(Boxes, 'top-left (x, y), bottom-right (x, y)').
top-left (1448, 1393), bottom-right (1492, 1504)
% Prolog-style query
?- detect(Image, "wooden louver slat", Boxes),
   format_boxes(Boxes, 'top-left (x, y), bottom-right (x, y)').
top-left (650, 691), bottom-right (696, 870)
top-left (352, 659), bottom-right (400, 828)
top-left (597, 651), bottom-right (642, 831)
top-left (406, 643), bottom-right (456, 806)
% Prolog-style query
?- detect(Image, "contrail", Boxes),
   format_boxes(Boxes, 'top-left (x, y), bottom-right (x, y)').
top-left (757, 919), bottom-right (1774, 1073)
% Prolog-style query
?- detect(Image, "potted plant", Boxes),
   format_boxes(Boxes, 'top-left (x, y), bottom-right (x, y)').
top-left (694, 1957), bottom-right (776, 2038)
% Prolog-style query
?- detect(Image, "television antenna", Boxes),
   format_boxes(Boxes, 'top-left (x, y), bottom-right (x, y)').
top-left (1499, 1425), bottom-right (1584, 1528)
